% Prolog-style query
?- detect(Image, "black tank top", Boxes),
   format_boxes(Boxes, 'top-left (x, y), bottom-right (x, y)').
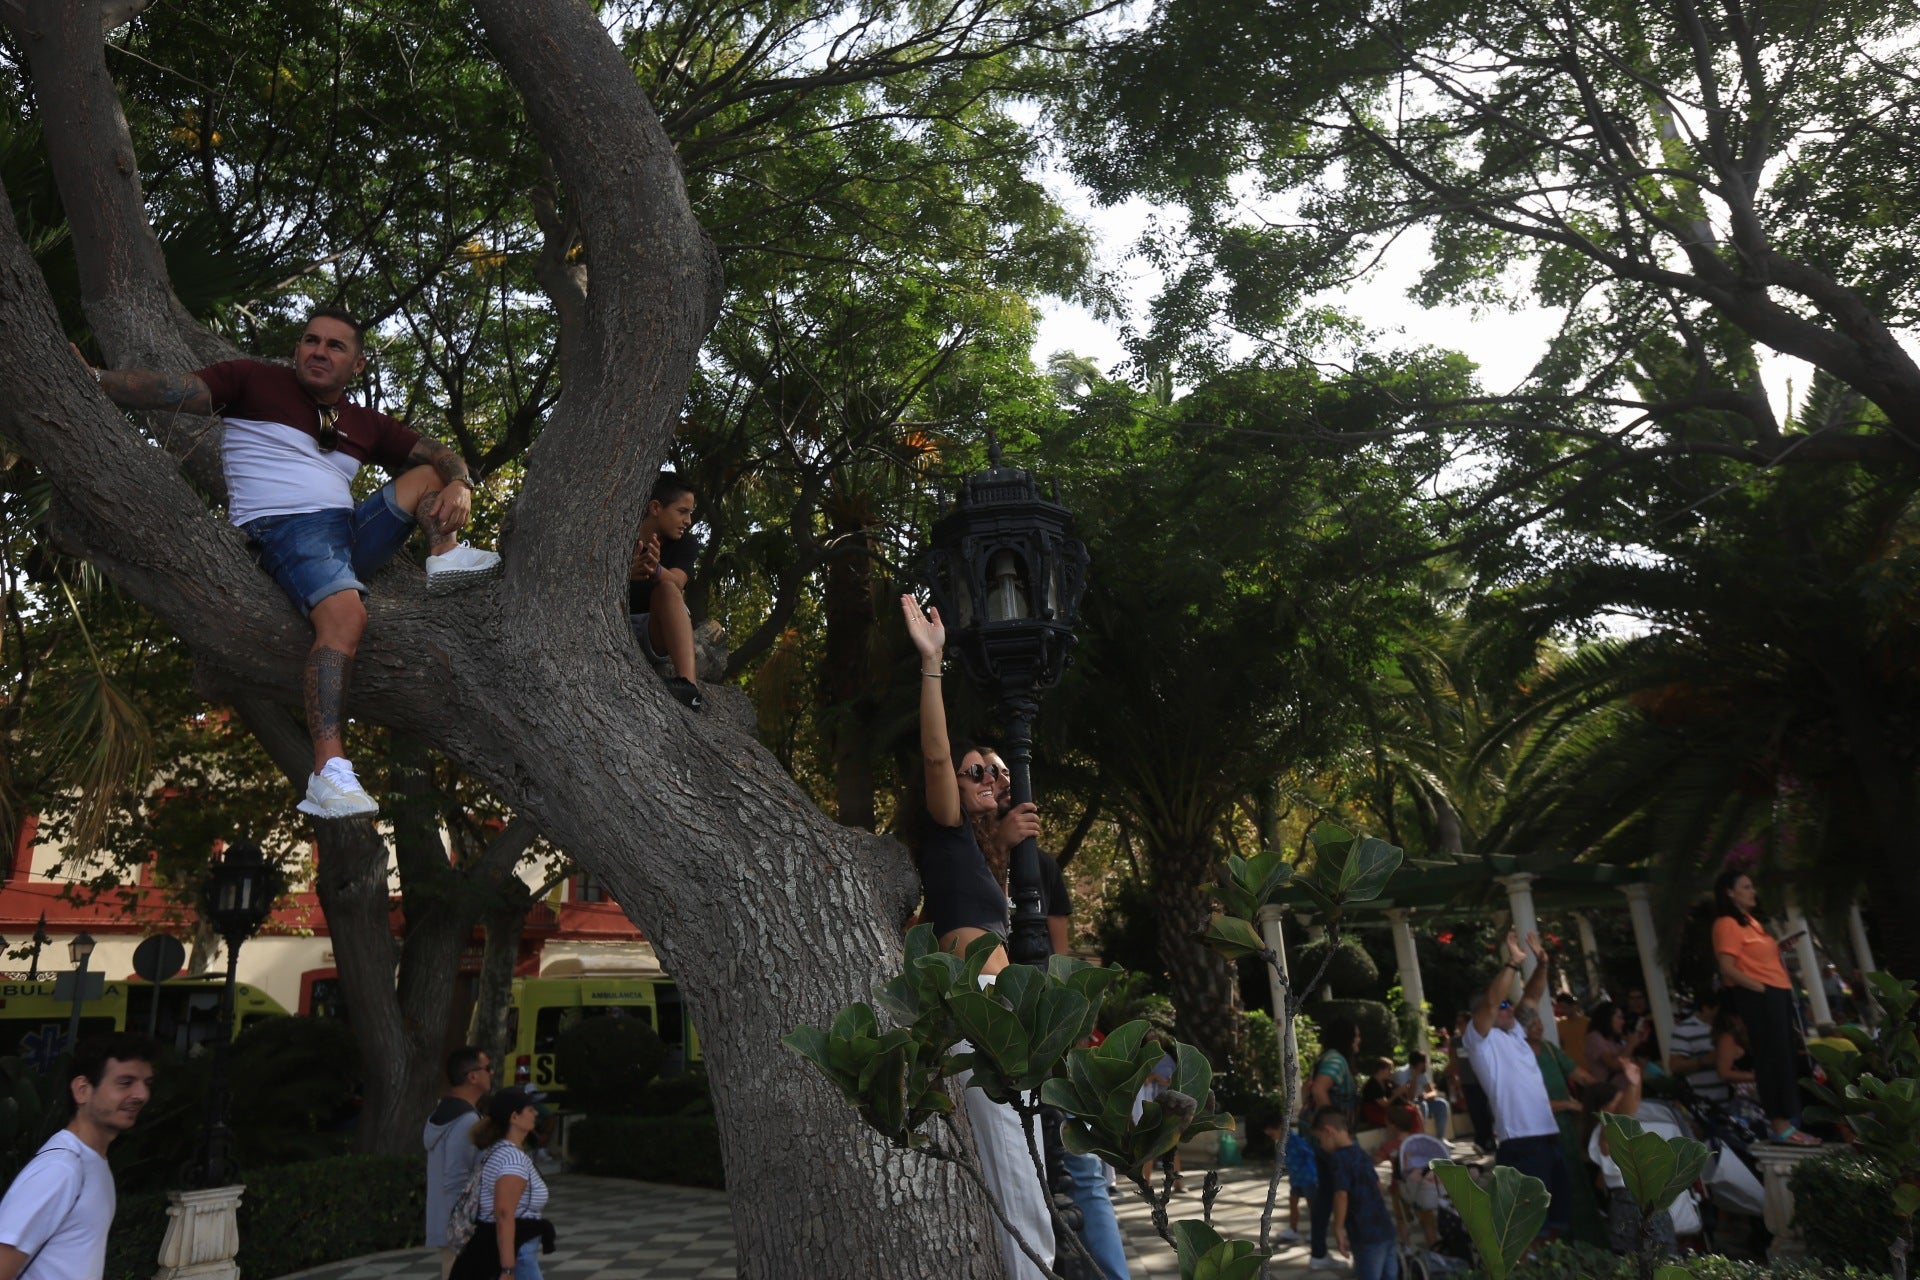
top-left (917, 819), bottom-right (1009, 937)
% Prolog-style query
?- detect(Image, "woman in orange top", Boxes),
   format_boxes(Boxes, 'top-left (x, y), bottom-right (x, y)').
top-left (1710, 870), bottom-right (1820, 1146)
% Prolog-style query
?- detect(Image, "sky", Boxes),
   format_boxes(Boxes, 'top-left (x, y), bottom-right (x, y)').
top-left (1027, 168), bottom-right (1816, 416)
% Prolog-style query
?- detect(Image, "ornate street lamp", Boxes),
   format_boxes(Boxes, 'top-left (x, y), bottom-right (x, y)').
top-left (64, 931), bottom-right (96, 1049)
top-left (184, 841), bottom-right (280, 1188)
top-left (28, 913), bottom-right (49, 981)
top-left (923, 436), bottom-right (1089, 967)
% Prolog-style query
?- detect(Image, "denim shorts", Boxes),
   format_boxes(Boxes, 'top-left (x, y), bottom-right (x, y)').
top-left (243, 484), bottom-right (413, 614)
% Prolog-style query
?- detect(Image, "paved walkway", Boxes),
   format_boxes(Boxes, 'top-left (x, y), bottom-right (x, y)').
top-left (283, 1163), bottom-right (1342, 1280)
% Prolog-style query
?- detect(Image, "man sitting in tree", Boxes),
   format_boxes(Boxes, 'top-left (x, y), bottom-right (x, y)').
top-left (628, 472), bottom-right (702, 710)
top-left (79, 308), bottom-right (502, 819)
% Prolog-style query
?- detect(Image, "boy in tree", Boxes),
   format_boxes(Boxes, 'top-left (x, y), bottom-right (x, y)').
top-left (628, 472), bottom-right (702, 710)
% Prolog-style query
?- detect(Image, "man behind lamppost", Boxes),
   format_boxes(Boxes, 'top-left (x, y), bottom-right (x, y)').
top-left (0, 1032), bottom-right (157, 1280)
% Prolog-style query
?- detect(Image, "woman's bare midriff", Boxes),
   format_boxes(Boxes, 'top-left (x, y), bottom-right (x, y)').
top-left (939, 927), bottom-right (1010, 976)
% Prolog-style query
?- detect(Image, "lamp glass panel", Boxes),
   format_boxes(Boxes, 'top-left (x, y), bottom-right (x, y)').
top-left (985, 549), bottom-right (1032, 621)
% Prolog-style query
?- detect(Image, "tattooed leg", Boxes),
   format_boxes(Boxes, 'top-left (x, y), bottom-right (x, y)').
top-left (414, 488), bottom-right (458, 555)
top-left (304, 644), bottom-right (355, 771)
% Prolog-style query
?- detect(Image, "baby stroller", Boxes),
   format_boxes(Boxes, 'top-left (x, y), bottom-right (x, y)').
top-left (1393, 1133), bottom-right (1472, 1278)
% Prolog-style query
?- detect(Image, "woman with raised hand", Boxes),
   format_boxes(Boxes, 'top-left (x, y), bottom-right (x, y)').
top-left (1710, 870), bottom-right (1821, 1146)
top-left (899, 594), bottom-right (1053, 1278)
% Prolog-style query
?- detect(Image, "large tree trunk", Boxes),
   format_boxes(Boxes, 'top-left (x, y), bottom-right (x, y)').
top-left (0, 2), bottom-right (1001, 1271)
top-left (468, 874), bottom-right (535, 1070)
top-left (1148, 835), bottom-right (1243, 1070)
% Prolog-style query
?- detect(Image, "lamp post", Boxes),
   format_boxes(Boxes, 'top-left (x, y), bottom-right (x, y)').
top-left (64, 931), bottom-right (96, 1050)
top-left (28, 913), bottom-right (49, 981)
top-left (924, 436), bottom-right (1090, 966)
top-left (184, 841), bottom-right (279, 1189)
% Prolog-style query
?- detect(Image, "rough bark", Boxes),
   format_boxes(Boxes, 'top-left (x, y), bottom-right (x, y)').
top-left (1148, 836), bottom-right (1243, 1070)
top-left (0, 1), bottom-right (1001, 1271)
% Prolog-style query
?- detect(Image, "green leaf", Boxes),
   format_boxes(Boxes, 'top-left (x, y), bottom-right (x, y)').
top-left (1338, 836), bottom-right (1403, 902)
top-left (948, 990), bottom-right (1031, 1084)
top-left (1433, 1160), bottom-right (1546, 1280)
top-left (1655, 1267), bottom-right (1693, 1280)
top-left (1893, 1182), bottom-right (1920, 1218)
top-left (1173, 1219), bottom-right (1226, 1275)
top-left (1201, 914), bottom-right (1267, 960)
top-left (1599, 1112), bottom-right (1708, 1213)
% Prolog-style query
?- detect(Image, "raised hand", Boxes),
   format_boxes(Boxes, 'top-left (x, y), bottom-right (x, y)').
top-left (1526, 930), bottom-right (1546, 962)
top-left (1506, 931), bottom-right (1527, 965)
top-left (993, 801), bottom-right (1042, 853)
top-left (899, 593), bottom-right (945, 662)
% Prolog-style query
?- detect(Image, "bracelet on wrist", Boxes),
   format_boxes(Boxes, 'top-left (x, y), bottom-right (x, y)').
top-left (921, 671), bottom-right (942, 679)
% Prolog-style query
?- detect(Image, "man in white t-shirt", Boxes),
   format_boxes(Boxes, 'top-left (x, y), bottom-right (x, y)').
top-left (0, 1033), bottom-right (156, 1280)
top-left (82, 311), bottom-right (503, 820)
top-left (1465, 930), bottom-right (1570, 1238)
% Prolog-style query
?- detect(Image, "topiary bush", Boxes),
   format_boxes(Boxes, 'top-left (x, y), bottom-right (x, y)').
top-left (1294, 938), bottom-right (1380, 994)
top-left (554, 1013), bottom-right (667, 1115)
top-left (635, 1065), bottom-right (713, 1117)
top-left (1790, 1149), bottom-right (1901, 1273)
top-left (105, 1154), bottom-right (426, 1280)
top-left (1455, 1238), bottom-right (1888, 1280)
top-left (570, 1115), bottom-right (725, 1188)
top-left (1309, 998), bottom-right (1398, 1059)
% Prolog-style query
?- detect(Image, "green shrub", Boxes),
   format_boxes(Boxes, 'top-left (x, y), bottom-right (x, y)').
top-left (570, 1115), bottom-right (725, 1189)
top-left (1455, 1238), bottom-right (1888, 1280)
top-left (555, 1014), bottom-right (667, 1115)
top-left (635, 1066), bottom-right (713, 1117)
top-left (106, 1154), bottom-right (426, 1280)
top-left (1309, 998), bottom-right (1398, 1059)
top-left (1295, 938), bottom-right (1380, 993)
top-left (1790, 1149), bottom-right (1901, 1273)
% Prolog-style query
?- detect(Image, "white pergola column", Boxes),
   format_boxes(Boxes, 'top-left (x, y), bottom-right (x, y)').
top-left (1385, 909), bottom-right (1431, 1058)
top-left (1574, 911), bottom-right (1605, 1000)
top-left (1784, 891), bottom-right (1832, 1028)
top-left (1848, 901), bottom-right (1880, 1026)
top-left (1619, 883), bottom-right (1676, 1058)
top-left (1258, 904), bottom-right (1303, 1107)
top-left (1498, 873), bottom-right (1559, 1044)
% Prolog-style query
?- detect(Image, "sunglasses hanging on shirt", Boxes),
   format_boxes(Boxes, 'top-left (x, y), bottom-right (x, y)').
top-left (316, 402), bottom-right (341, 453)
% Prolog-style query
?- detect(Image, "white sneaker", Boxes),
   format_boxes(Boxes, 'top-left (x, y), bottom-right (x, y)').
top-left (298, 761), bottom-right (379, 819)
top-left (1277, 1229), bottom-right (1302, 1245)
top-left (1309, 1257), bottom-right (1347, 1272)
top-left (425, 542), bottom-right (503, 595)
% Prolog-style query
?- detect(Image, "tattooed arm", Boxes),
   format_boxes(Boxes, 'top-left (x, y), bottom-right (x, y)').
top-left (404, 436), bottom-right (474, 536)
top-left (73, 344), bottom-right (214, 414)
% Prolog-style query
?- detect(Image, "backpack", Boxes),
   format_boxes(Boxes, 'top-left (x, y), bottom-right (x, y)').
top-left (446, 1159), bottom-right (487, 1251)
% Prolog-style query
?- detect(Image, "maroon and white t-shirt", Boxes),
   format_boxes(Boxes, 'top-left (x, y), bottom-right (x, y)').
top-left (197, 360), bottom-right (421, 526)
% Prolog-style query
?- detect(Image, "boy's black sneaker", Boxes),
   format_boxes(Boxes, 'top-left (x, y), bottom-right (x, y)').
top-left (665, 676), bottom-right (704, 711)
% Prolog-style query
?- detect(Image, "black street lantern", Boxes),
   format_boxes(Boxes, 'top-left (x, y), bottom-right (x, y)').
top-left (185, 840), bottom-right (281, 1189)
top-left (924, 437), bottom-right (1089, 968)
top-left (28, 912), bottom-right (49, 981)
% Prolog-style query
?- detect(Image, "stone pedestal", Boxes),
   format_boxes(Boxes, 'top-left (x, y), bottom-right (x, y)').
top-left (1752, 1145), bottom-right (1822, 1259)
top-left (154, 1185), bottom-right (244, 1280)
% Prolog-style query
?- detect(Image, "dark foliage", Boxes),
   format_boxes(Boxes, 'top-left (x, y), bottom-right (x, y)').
top-left (569, 1115), bottom-right (726, 1189)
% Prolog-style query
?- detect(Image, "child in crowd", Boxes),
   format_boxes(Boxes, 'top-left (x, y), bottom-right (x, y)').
top-left (1358, 1057), bottom-right (1401, 1127)
top-left (1313, 1106), bottom-right (1399, 1280)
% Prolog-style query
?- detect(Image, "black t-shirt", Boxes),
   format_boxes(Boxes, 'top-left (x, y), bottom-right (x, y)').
top-left (628, 531), bottom-right (701, 614)
top-left (1038, 851), bottom-right (1070, 918)
top-left (917, 820), bottom-right (1009, 936)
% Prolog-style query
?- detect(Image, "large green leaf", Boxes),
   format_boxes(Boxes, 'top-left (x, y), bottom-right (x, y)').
top-left (1433, 1160), bottom-right (1547, 1280)
top-left (1599, 1113), bottom-right (1708, 1213)
top-left (948, 990), bottom-right (1031, 1085)
top-left (1339, 836), bottom-right (1403, 902)
top-left (1201, 914), bottom-right (1267, 960)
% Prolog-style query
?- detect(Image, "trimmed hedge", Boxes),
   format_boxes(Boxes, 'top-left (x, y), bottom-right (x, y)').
top-left (1789, 1149), bottom-right (1902, 1274)
top-left (570, 1115), bottom-right (726, 1189)
top-left (106, 1154), bottom-right (426, 1280)
top-left (1462, 1240), bottom-right (1889, 1280)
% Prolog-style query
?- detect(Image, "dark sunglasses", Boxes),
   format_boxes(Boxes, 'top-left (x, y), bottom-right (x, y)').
top-left (958, 763), bottom-right (1010, 782)
top-left (1498, 1000), bottom-right (1513, 1011)
top-left (316, 403), bottom-right (340, 453)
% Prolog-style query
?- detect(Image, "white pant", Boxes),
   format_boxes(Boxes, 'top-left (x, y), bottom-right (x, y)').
top-left (956, 1066), bottom-right (1054, 1280)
